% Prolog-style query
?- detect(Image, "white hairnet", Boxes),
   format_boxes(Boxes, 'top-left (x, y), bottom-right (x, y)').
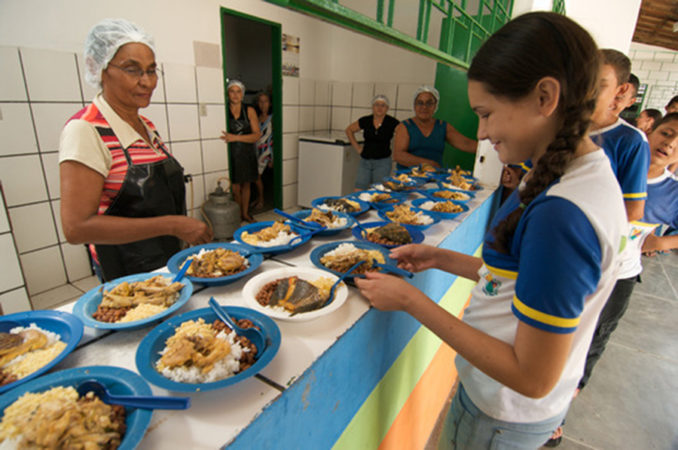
top-left (83, 18), bottom-right (155, 88)
top-left (371, 94), bottom-right (390, 107)
top-left (227, 79), bottom-right (246, 94)
top-left (413, 85), bottom-right (440, 112)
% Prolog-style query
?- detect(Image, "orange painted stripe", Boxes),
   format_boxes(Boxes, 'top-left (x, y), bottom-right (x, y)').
top-left (378, 298), bottom-right (470, 450)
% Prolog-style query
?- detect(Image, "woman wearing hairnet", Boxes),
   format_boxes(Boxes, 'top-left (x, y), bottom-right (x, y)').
top-left (345, 94), bottom-right (399, 190)
top-left (59, 18), bottom-right (212, 282)
top-left (220, 80), bottom-right (261, 223)
top-left (393, 86), bottom-right (477, 170)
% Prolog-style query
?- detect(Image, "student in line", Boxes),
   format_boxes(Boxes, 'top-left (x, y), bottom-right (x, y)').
top-left (636, 108), bottom-right (663, 136)
top-left (356, 12), bottom-right (627, 449)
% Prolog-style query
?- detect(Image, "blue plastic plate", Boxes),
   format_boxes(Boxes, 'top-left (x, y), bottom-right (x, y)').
top-left (383, 176), bottom-right (424, 187)
top-left (394, 169), bottom-right (432, 182)
top-left (310, 196), bottom-right (370, 217)
top-left (350, 190), bottom-right (408, 210)
top-left (433, 176), bottom-right (481, 192)
top-left (72, 272), bottom-right (193, 331)
top-left (411, 198), bottom-right (469, 220)
top-left (291, 209), bottom-right (355, 236)
top-left (234, 221), bottom-right (313, 254)
top-left (135, 306), bottom-right (280, 392)
top-left (310, 240), bottom-right (396, 280)
top-left (419, 188), bottom-right (474, 202)
top-left (376, 204), bottom-right (440, 231)
top-left (166, 243), bottom-right (263, 286)
top-left (0, 310), bottom-right (84, 394)
top-left (351, 221), bottom-right (424, 249)
top-left (0, 366), bottom-right (152, 450)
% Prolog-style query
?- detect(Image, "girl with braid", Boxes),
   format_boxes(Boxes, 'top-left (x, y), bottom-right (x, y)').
top-left (356, 12), bottom-right (627, 449)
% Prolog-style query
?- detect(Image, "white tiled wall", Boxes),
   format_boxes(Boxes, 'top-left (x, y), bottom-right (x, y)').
top-left (629, 46), bottom-right (678, 112)
top-left (0, 188), bottom-right (31, 314)
top-left (0, 45), bottom-right (233, 298)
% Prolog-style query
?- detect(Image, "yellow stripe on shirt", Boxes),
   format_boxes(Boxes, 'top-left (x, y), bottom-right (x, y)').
top-left (512, 295), bottom-right (580, 329)
top-left (623, 192), bottom-right (647, 199)
top-left (484, 263), bottom-right (518, 280)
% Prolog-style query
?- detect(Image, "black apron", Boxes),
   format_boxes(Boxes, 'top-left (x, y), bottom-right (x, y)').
top-left (94, 127), bottom-right (186, 281)
top-left (228, 105), bottom-right (258, 184)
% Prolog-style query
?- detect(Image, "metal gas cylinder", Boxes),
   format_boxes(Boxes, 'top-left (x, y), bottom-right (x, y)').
top-left (200, 179), bottom-right (241, 240)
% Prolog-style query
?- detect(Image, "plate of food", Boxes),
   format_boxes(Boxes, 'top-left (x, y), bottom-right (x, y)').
top-left (242, 267), bottom-right (348, 321)
top-left (383, 175), bottom-right (424, 187)
top-left (310, 196), bottom-right (369, 217)
top-left (352, 190), bottom-right (407, 209)
top-left (434, 173), bottom-right (480, 191)
top-left (310, 240), bottom-right (396, 281)
top-left (135, 306), bottom-right (280, 392)
top-left (420, 188), bottom-right (474, 203)
top-left (0, 365), bottom-right (152, 449)
top-left (72, 272), bottom-right (193, 330)
top-left (167, 243), bottom-right (263, 286)
top-left (377, 203), bottom-right (440, 231)
top-left (351, 221), bottom-right (424, 248)
top-left (411, 198), bottom-right (469, 220)
top-left (291, 209), bottom-right (355, 236)
top-left (234, 221), bottom-right (312, 254)
top-left (0, 311), bottom-right (83, 394)
top-left (373, 180), bottom-right (421, 192)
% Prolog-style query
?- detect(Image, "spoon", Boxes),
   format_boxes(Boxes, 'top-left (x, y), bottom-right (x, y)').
top-left (0, 321), bottom-right (22, 333)
top-left (76, 379), bottom-right (190, 410)
top-left (324, 260), bottom-right (366, 308)
top-left (274, 208), bottom-right (322, 230)
top-left (173, 258), bottom-right (192, 282)
top-left (208, 297), bottom-right (266, 356)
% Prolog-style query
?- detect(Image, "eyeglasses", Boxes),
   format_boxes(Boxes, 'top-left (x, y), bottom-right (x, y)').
top-left (108, 63), bottom-right (162, 79)
top-left (415, 100), bottom-right (436, 107)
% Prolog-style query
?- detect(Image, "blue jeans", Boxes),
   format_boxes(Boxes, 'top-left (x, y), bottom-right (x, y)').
top-left (355, 157), bottom-right (392, 189)
top-left (438, 384), bottom-right (568, 449)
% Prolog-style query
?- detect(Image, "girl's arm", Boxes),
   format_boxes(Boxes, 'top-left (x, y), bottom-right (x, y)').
top-left (389, 244), bottom-right (482, 281)
top-left (642, 233), bottom-right (678, 253)
top-left (445, 123), bottom-right (478, 153)
top-left (392, 122), bottom-right (440, 167)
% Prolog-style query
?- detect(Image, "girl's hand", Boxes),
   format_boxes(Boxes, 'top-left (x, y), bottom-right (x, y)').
top-left (389, 244), bottom-right (439, 272)
top-left (220, 131), bottom-right (238, 143)
top-left (355, 272), bottom-right (424, 312)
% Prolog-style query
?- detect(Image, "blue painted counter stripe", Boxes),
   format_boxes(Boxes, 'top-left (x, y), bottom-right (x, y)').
top-left (226, 192), bottom-right (498, 449)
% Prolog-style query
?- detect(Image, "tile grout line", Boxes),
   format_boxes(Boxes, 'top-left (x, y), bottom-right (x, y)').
top-left (659, 260), bottom-right (678, 300)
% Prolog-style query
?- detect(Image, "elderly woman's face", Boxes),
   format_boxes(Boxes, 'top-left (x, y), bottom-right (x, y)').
top-left (101, 42), bottom-right (157, 110)
top-left (228, 86), bottom-right (243, 104)
top-left (414, 92), bottom-right (437, 119)
top-left (372, 100), bottom-right (388, 116)
top-left (257, 94), bottom-right (270, 114)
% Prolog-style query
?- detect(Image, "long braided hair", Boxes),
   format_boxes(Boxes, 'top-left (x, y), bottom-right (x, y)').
top-left (467, 12), bottom-right (600, 253)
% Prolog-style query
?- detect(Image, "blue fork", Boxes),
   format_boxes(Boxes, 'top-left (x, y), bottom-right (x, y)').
top-left (324, 260), bottom-right (366, 308)
top-left (288, 226), bottom-right (326, 246)
top-left (274, 208), bottom-right (323, 230)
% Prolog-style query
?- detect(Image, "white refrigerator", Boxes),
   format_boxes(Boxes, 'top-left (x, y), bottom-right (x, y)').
top-left (297, 132), bottom-right (361, 207)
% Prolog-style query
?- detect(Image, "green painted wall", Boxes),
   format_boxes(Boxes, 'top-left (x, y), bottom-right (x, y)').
top-left (435, 63), bottom-right (478, 171)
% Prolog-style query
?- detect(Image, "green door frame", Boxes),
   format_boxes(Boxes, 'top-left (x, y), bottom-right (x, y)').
top-left (220, 7), bottom-right (283, 209)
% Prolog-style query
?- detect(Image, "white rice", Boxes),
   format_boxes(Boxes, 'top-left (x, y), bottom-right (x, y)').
top-left (325, 217), bottom-right (347, 228)
top-left (372, 184), bottom-right (392, 192)
top-left (419, 201), bottom-right (436, 211)
top-left (323, 243), bottom-right (361, 258)
top-left (397, 208), bottom-right (434, 225)
top-left (249, 230), bottom-right (298, 248)
top-left (0, 436), bottom-right (21, 450)
top-left (8, 324), bottom-right (61, 347)
top-left (157, 330), bottom-right (246, 383)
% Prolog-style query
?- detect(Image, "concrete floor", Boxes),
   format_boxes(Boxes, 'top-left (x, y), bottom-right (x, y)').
top-left (553, 252), bottom-right (678, 450)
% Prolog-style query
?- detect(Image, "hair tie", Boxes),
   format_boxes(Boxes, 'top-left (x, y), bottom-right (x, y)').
top-left (519, 203), bottom-right (527, 209)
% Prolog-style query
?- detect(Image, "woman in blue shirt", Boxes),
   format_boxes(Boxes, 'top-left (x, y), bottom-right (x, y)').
top-left (392, 86), bottom-right (477, 170)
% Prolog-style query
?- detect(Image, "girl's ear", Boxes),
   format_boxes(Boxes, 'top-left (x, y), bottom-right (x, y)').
top-left (535, 77), bottom-right (561, 118)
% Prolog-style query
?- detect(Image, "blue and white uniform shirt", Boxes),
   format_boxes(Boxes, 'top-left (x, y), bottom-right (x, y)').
top-left (456, 150), bottom-right (627, 423)
top-left (626, 169), bottom-right (678, 274)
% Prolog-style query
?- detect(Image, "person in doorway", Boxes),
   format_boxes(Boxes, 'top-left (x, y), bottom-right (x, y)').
top-left (392, 86), bottom-right (477, 170)
top-left (356, 12), bottom-right (627, 448)
top-left (220, 80), bottom-right (261, 223)
top-left (254, 91), bottom-right (273, 211)
top-left (636, 109), bottom-right (663, 136)
top-left (59, 18), bottom-right (212, 282)
top-left (345, 94), bottom-right (399, 190)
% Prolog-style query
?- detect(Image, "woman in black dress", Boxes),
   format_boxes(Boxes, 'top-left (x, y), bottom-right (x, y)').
top-left (221, 80), bottom-right (261, 223)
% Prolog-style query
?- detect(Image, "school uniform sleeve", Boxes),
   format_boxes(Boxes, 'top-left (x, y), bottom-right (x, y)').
top-left (513, 197), bottom-right (602, 334)
top-left (618, 138), bottom-right (650, 200)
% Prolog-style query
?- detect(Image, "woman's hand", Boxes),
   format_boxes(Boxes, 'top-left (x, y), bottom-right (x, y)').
top-left (354, 272), bottom-right (426, 312)
top-left (172, 216), bottom-right (213, 244)
top-left (220, 131), bottom-right (238, 143)
top-left (389, 244), bottom-right (440, 272)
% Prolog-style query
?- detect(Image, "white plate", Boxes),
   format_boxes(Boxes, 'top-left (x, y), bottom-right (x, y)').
top-left (242, 267), bottom-right (348, 322)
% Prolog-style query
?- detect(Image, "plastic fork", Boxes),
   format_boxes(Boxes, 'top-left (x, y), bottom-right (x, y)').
top-left (372, 261), bottom-right (414, 278)
top-left (274, 208), bottom-right (323, 230)
top-left (173, 258), bottom-right (192, 282)
top-left (324, 260), bottom-right (366, 308)
top-left (208, 297), bottom-right (266, 356)
top-left (76, 379), bottom-right (190, 410)
top-left (287, 227), bottom-right (325, 247)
